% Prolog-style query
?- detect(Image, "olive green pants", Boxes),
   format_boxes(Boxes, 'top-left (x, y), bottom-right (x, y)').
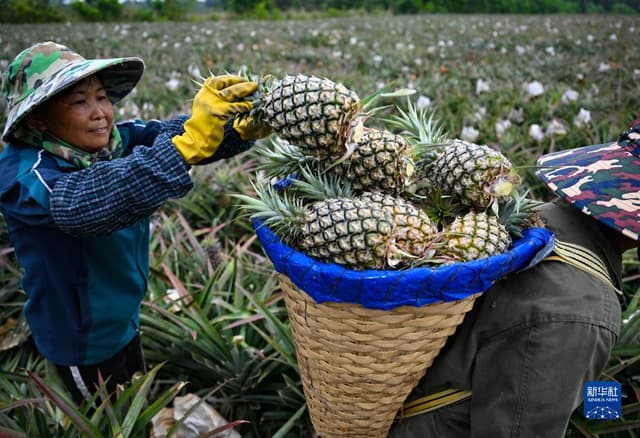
top-left (389, 257), bottom-right (620, 438)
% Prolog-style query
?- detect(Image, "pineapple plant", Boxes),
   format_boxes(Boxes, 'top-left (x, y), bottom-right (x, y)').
top-left (251, 74), bottom-right (362, 159)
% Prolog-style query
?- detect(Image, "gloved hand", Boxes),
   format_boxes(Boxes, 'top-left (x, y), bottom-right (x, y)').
top-left (233, 114), bottom-right (272, 140)
top-left (172, 75), bottom-right (257, 164)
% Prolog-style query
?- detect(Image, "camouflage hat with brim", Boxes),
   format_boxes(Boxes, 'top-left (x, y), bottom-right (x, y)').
top-left (1, 41), bottom-right (144, 142)
top-left (536, 125), bottom-right (640, 241)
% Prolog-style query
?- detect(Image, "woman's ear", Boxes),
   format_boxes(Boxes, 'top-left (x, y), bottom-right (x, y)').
top-left (25, 111), bottom-right (47, 132)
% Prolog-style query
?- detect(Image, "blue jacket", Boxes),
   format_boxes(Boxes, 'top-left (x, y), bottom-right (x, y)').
top-left (0, 118), bottom-right (197, 366)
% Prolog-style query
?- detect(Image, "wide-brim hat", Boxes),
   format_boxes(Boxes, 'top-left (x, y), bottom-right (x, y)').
top-left (536, 125), bottom-right (640, 241)
top-left (1, 41), bottom-right (144, 142)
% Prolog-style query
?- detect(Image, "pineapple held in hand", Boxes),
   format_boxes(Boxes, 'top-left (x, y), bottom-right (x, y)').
top-left (252, 74), bottom-right (361, 159)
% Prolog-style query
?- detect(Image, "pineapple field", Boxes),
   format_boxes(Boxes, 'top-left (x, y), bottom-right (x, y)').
top-left (1, 13), bottom-right (639, 437)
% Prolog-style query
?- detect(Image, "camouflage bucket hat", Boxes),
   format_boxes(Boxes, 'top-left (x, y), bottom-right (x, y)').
top-left (536, 124), bottom-right (640, 241)
top-left (1, 41), bottom-right (144, 142)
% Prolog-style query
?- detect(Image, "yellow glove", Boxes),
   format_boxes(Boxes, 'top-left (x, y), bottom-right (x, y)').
top-left (173, 75), bottom-right (257, 164)
top-left (233, 114), bottom-right (273, 140)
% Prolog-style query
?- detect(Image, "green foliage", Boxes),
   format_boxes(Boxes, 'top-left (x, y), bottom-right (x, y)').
top-left (1, 13), bottom-right (639, 437)
top-left (2, 0), bottom-right (640, 24)
top-left (1, 0), bottom-right (64, 24)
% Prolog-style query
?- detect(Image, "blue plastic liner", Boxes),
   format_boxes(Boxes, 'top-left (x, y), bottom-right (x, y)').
top-left (253, 218), bottom-right (555, 310)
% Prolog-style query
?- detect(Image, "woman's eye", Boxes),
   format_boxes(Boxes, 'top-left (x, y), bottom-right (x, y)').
top-left (72, 99), bottom-right (86, 105)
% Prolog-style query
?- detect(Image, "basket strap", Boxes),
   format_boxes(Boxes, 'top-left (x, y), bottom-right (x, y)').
top-left (397, 389), bottom-right (472, 419)
top-left (545, 239), bottom-right (623, 296)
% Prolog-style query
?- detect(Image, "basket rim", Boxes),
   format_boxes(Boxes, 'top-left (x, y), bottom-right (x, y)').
top-left (253, 218), bottom-right (555, 310)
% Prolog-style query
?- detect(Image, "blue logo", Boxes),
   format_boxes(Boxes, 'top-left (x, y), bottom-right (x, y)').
top-left (583, 381), bottom-right (621, 420)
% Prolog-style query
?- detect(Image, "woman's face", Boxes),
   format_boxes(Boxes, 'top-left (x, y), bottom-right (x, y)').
top-left (33, 75), bottom-right (114, 152)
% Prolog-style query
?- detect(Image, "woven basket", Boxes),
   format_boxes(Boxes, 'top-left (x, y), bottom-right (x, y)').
top-left (280, 275), bottom-right (481, 438)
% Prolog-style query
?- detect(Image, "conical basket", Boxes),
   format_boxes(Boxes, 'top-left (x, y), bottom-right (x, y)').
top-left (280, 275), bottom-right (480, 437)
top-left (253, 219), bottom-right (554, 437)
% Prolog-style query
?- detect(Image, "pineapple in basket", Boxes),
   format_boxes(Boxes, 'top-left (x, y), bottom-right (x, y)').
top-left (290, 168), bottom-right (440, 267)
top-left (435, 189), bottom-right (544, 263)
top-left (234, 180), bottom-right (439, 270)
top-left (250, 74), bottom-right (361, 159)
top-left (254, 97), bottom-right (449, 197)
top-left (382, 99), bottom-right (520, 209)
top-left (425, 139), bottom-right (522, 209)
top-left (255, 127), bottom-right (415, 196)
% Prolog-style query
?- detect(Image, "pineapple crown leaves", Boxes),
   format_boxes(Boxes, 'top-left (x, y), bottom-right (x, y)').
top-left (413, 186), bottom-right (467, 229)
top-left (254, 137), bottom-right (316, 179)
top-left (290, 165), bottom-right (354, 201)
top-left (490, 189), bottom-right (543, 238)
top-left (381, 97), bottom-right (449, 167)
top-left (232, 180), bottom-right (306, 244)
top-left (382, 97), bottom-right (448, 145)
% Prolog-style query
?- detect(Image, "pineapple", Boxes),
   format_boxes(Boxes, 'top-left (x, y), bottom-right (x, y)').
top-left (436, 189), bottom-right (542, 263)
top-left (252, 74), bottom-right (361, 159)
top-left (438, 211), bottom-right (512, 262)
top-left (289, 168), bottom-right (440, 265)
top-left (255, 126), bottom-right (418, 196)
top-left (235, 180), bottom-right (438, 270)
top-left (424, 139), bottom-right (521, 209)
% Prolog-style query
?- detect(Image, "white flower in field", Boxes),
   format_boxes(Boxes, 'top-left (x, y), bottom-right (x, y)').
top-left (236, 43), bottom-right (245, 52)
top-left (416, 95), bottom-right (432, 111)
top-left (118, 100), bottom-right (140, 119)
top-left (495, 119), bottom-right (511, 139)
top-left (598, 62), bottom-right (611, 72)
top-left (529, 124), bottom-right (545, 143)
top-left (350, 36), bottom-right (357, 45)
top-left (461, 126), bottom-right (480, 142)
top-left (166, 72), bottom-right (182, 92)
top-left (546, 118), bottom-right (569, 137)
top-left (474, 106), bottom-right (487, 122)
top-left (142, 102), bottom-right (154, 114)
top-left (545, 46), bottom-right (555, 56)
top-left (525, 81), bottom-right (544, 98)
top-left (561, 88), bottom-right (579, 104)
top-left (634, 69), bottom-right (640, 78)
top-left (508, 107), bottom-right (524, 123)
top-left (373, 55), bottom-right (383, 64)
top-left (188, 64), bottom-right (201, 80)
top-left (574, 108), bottom-right (592, 128)
top-left (476, 78), bottom-right (490, 95)
top-left (173, 42), bottom-right (181, 49)
top-left (516, 45), bottom-right (526, 55)
top-left (609, 33), bottom-right (617, 41)
top-left (184, 36), bottom-right (192, 44)
top-left (587, 34), bottom-right (594, 42)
